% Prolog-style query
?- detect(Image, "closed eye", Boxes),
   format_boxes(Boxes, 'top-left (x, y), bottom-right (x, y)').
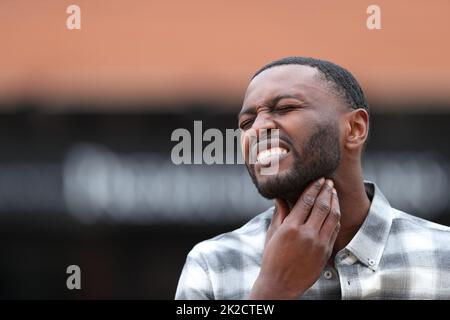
top-left (239, 118), bottom-right (254, 130)
top-left (274, 105), bottom-right (297, 113)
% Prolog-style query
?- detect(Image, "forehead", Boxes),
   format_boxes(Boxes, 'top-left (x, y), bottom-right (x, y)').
top-left (243, 64), bottom-right (332, 107)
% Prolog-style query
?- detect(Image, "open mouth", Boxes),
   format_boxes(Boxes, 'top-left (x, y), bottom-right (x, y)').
top-left (250, 139), bottom-right (291, 166)
top-left (256, 147), bottom-right (289, 165)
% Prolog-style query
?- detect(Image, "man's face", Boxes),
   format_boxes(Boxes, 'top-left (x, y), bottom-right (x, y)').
top-left (238, 64), bottom-right (346, 202)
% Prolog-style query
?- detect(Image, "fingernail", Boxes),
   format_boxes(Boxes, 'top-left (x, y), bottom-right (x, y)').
top-left (332, 188), bottom-right (337, 195)
top-left (319, 177), bottom-right (325, 184)
top-left (326, 180), bottom-right (334, 188)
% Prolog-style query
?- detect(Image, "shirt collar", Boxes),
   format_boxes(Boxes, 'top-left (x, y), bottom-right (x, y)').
top-left (343, 181), bottom-right (393, 271)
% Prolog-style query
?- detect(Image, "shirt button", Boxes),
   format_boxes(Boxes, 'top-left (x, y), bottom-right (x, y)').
top-left (323, 270), bottom-right (333, 280)
top-left (368, 259), bottom-right (375, 266)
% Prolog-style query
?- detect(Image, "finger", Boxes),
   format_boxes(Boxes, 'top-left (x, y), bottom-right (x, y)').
top-left (328, 221), bottom-right (340, 247)
top-left (319, 188), bottom-right (341, 241)
top-left (286, 177), bottom-right (325, 225)
top-left (306, 179), bottom-right (334, 230)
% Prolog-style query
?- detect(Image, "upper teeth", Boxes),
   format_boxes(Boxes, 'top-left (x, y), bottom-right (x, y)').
top-left (257, 147), bottom-right (288, 163)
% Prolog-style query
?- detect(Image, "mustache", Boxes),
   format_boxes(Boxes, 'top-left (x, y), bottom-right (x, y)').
top-left (245, 134), bottom-right (296, 169)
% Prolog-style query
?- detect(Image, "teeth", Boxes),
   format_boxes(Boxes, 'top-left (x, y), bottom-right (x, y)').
top-left (257, 147), bottom-right (287, 163)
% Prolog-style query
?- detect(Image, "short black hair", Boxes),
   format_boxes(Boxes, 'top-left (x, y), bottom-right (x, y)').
top-left (252, 56), bottom-right (369, 112)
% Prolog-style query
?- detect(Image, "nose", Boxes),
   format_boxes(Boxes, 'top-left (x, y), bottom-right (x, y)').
top-left (241, 112), bottom-right (278, 162)
top-left (251, 112), bottom-right (277, 135)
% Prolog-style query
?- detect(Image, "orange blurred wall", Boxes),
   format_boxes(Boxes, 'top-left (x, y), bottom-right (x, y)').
top-left (0, 0), bottom-right (449, 111)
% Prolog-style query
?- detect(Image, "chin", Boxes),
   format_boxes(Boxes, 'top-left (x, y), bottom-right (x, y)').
top-left (253, 170), bottom-right (306, 200)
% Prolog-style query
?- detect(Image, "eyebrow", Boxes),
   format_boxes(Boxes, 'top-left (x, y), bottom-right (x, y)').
top-left (237, 93), bottom-right (307, 121)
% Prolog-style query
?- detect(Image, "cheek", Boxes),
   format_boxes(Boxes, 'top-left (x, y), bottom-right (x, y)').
top-left (240, 129), bottom-right (256, 162)
top-left (280, 116), bottom-right (313, 147)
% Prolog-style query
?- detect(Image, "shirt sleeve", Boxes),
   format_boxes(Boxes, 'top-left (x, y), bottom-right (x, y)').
top-left (175, 249), bottom-right (215, 300)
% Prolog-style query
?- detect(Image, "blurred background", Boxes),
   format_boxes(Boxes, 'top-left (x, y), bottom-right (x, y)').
top-left (0, 0), bottom-right (450, 299)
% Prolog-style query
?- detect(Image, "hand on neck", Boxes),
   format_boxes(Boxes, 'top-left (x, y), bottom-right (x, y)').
top-left (279, 165), bottom-right (371, 257)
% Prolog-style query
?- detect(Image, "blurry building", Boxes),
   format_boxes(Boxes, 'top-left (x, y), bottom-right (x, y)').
top-left (0, 0), bottom-right (449, 298)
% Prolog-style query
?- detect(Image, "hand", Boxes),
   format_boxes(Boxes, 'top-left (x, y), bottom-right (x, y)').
top-left (249, 178), bottom-right (341, 299)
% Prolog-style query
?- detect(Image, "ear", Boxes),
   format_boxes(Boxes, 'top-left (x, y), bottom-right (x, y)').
top-left (343, 109), bottom-right (369, 150)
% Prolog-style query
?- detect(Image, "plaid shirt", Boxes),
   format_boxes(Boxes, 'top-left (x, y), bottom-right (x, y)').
top-left (175, 182), bottom-right (450, 300)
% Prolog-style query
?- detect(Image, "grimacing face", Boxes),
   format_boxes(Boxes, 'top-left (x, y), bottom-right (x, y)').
top-left (238, 64), bottom-right (348, 203)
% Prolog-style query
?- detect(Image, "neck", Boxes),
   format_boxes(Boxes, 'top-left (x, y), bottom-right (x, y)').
top-left (284, 161), bottom-right (371, 258)
top-left (330, 167), bottom-right (371, 255)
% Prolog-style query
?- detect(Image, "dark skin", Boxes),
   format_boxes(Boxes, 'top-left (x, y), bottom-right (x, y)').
top-left (238, 65), bottom-right (371, 299)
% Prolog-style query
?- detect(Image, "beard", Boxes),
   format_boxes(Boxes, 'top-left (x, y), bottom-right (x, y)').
top-left (245, 122), bottom-right (341, 204)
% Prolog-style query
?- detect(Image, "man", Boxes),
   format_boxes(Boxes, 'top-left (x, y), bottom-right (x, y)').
top-left (175, 57), bottom-right (450, 299)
